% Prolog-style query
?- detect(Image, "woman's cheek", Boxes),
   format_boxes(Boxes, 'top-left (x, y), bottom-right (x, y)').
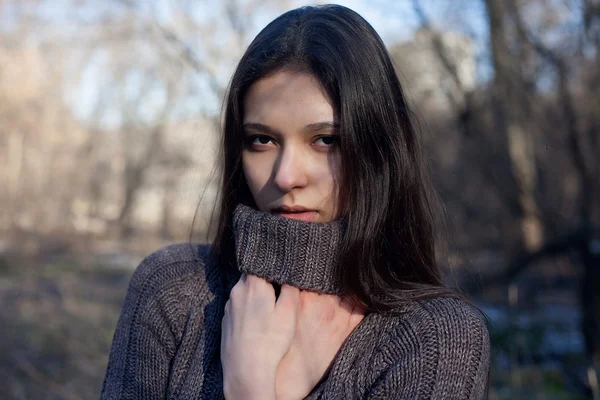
top-left (243, 153), bottom-right (275, 201)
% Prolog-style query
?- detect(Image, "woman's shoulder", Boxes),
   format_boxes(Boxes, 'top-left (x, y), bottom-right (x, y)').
top-left (409, 296), bottom-right (488, 333)
top-left (101, 243), bottom-right (221, 398)
top-left (358, 297), bottom-right (490, 399)
top-left (129, 242), bottom-right (209, 280)
top-left (382, 296), bottom-right (489, 349)
top-left (372, 296), bottom-right (490, 397)
top-left (126, 243), bottom-right (220, 302)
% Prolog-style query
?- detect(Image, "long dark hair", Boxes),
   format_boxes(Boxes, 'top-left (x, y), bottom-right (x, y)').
top-left (209, 4), bottom-right (461, 312)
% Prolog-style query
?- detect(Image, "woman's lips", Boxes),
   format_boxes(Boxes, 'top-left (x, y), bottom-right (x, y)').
top-left (275, 211), bottom-right (318, 222)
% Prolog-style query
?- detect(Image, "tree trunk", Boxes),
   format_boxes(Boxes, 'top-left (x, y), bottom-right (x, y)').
top-left (159, 176), bottom-right (178, 239)
top-left (484, 0), bottom-right (544, 252)
top-left (6, 130), bottom-right (25, 230)
top-left (117, 125), bottom-right (164, 237)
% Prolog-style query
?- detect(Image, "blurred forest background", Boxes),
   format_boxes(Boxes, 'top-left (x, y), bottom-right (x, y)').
top-left (1, 0), bottom-right (599, 398)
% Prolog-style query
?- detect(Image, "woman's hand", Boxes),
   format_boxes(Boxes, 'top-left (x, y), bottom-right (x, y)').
top-left (221, 274), bottom-right (300, 400)
top-left (275, 291), bottom-right (366, 400)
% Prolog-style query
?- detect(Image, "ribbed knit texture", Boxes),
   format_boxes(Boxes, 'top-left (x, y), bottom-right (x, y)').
top-left (232, 203), bottom-right (346, 294)
top-left (100, 206), bottom-right (490, 399)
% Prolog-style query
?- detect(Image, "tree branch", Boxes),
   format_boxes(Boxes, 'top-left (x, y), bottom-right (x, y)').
top-left (461, 227), bottom-right (591, 294)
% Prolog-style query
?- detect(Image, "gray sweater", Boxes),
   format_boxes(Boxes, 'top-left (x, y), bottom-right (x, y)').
top-left (101, 204), bottom-right (490, 399)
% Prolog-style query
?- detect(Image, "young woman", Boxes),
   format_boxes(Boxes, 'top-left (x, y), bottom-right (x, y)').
top-left (101, 4), bottom-right (490, 399)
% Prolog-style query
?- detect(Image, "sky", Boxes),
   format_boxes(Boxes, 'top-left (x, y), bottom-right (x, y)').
top-left (3, 0), bottom-right (491, 127)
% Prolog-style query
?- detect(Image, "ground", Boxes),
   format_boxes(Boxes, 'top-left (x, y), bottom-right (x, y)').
top-left (0, 242), bottom-right (591, 399)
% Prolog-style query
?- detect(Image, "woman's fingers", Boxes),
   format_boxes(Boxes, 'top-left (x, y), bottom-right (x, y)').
top-left (277, 284), bottom-right (300, 303)
top-left (228, 276), bottom-right (362, 331)
top-left (222, 299), bottom-right (231, 328)
top-left (275, 284), bottom-right (300, 318)
top-left (229, 275), bottom-right (246, 301)
top-left (245, 274), bottom-right (276, 301)
top-left (221, 274), bottom-right (296, 399)
top-left (231, 274), bottom-right (276, 307)
top-left (275, 285), bottom-right (300, 331)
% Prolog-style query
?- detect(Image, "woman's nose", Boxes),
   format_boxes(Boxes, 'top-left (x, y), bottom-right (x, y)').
top-left (273, 147), bottom-right (308, 192)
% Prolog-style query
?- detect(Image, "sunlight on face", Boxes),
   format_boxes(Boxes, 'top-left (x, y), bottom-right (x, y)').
top-left (242, 69), bottom-right (341, 223)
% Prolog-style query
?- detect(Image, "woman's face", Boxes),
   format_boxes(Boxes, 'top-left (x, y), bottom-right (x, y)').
top-left (242, 69), bottom-right (341, 223)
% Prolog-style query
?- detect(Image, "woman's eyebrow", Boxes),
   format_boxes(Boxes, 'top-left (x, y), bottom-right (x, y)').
top-left (242, 123), bottom-right (281, 136)
top-left (242, 121), bottom-right (339, 135)
top-left (304, 121), bottom-right (339, 132)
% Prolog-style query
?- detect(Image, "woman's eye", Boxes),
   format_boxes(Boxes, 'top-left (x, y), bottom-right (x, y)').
top-left (314, 135), bottom-right (339, 146)
top-left (245, 134), bottom-right (339, 148)
top-left (247, 135), bottom-right (273, 146)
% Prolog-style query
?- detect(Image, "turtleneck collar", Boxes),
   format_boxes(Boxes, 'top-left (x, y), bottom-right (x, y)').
top-left (231, 203), bottom-right (347, 294)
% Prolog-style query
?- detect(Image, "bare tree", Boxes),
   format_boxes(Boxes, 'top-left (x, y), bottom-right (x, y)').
top-left (1, 0), bottom-right (294, 240)
top-left (399, 0), bottom-right (600, 389)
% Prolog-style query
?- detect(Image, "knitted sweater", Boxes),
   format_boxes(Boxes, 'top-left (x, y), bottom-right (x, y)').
top-left (100, 204), bottom-right (490, 399)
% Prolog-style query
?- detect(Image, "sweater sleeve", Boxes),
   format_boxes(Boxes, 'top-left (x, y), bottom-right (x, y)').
top-left (367, 299), bottom-right (490, 400)
top-left (100, 244), bottom-right (206, 400)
